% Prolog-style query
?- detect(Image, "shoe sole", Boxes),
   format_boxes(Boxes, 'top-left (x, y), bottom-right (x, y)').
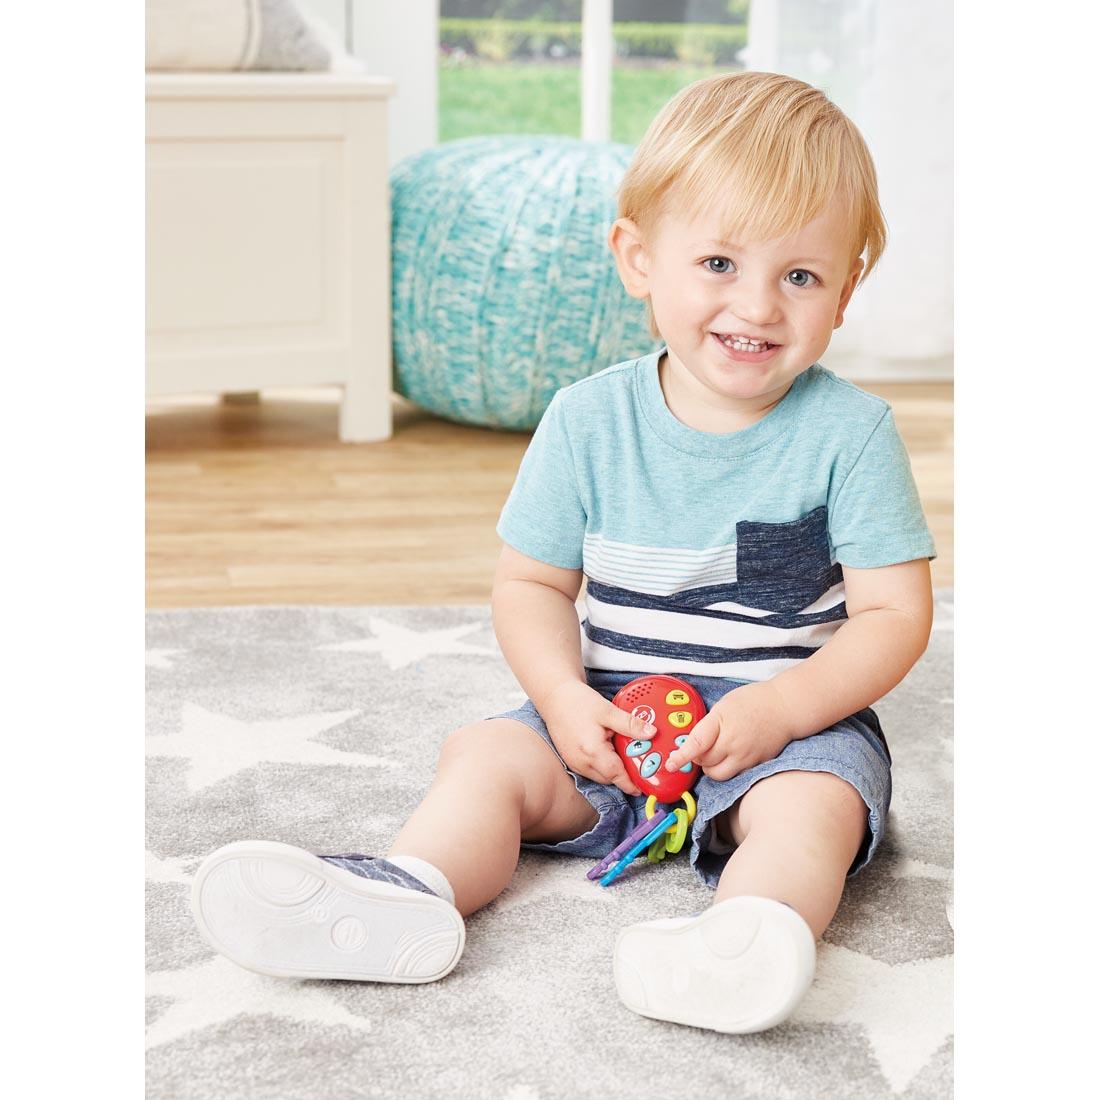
top-left (613, 896), bottom-right (815, 1033)
top-left (190, 841), bottom-right (465, 983)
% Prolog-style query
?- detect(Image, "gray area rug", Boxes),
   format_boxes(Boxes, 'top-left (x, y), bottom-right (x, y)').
top-left (146, 595), bottom-right (953, 1099)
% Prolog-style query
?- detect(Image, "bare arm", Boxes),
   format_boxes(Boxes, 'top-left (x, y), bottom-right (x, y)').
top-left (491, 543), bottom-right (586, 713)
top-left (490, 543), bottom-right (645, 794)
top-left (770, 557), bottom-right (934, 737)
top-left (666, 557), bottom-right (934, 777)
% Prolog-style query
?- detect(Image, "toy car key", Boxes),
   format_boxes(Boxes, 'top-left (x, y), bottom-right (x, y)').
top-left (609, 674), bottom-right (705, 801)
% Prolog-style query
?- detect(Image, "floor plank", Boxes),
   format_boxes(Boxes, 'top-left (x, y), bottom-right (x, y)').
top-left (147, 383), bottom-right (953, 607)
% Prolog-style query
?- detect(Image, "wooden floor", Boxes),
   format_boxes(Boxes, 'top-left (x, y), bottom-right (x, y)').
top-left (146, 383), bottom-right (953, 607)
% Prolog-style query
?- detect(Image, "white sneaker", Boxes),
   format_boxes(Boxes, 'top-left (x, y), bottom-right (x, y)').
top-left (190, 840), bottom-right (465, 983)
top-left (613, 895), bottom-right (815, 1033)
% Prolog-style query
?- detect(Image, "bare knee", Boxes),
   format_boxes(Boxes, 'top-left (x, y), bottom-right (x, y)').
top-left (438, 721), bottom-right (516, 767)
top-left (727, 771), bottom-right (868, 858)
top-left (437, 721), bottom-right (528, 791)
top-left (436, 719), bottom-right (578, 835)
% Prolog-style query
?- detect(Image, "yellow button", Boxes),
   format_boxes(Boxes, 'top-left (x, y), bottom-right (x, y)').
top-left (665, 689), bottom-right (690, 706)
top-left (668, 710), bottom-right (693, 729)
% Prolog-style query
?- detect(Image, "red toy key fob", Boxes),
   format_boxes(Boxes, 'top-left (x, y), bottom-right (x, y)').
top-left (609, 675), bottom-right (705, 801)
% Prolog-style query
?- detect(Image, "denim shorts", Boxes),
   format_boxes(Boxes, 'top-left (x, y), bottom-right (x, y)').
top-left (486, 668), bottom-right (892, 889)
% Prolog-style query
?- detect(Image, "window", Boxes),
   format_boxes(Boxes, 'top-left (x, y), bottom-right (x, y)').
top-left (611, 1), bottom-right (748, 142)
top-left (439, 1), bottom-right (750, 144)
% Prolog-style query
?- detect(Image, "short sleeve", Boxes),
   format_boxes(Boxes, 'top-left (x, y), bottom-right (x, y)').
top-left (496, 391), bottom-right (587, 569)
top-left (829, 409), bottom-right (937, 568)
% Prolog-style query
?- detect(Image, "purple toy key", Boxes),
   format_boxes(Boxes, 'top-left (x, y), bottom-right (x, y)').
top-left (599, 812), bottom-right (679, 886)
top-left (586, 808), bottom-right (670, 881)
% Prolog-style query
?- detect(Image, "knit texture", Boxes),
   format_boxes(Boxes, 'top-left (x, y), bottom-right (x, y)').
top-left (389, 136), bottom-right (662, 430)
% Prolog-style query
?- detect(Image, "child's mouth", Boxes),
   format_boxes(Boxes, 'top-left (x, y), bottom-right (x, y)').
top-left (711, 332), bottom-right (782, 363)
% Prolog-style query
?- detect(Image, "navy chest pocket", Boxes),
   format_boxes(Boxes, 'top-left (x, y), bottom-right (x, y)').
top-left (734, 506), bottom-right (839, 613)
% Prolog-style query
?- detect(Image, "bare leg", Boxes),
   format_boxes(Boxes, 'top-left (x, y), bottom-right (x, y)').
top-left (189, 718), bottom-right (593, 983)
top-left (387, 719), bottom-right (599, 917)
top-left (712, 770), bottom-right (868, 939)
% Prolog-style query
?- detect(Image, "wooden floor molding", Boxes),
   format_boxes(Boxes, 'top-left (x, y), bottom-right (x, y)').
top-left (147, 383), bottom-right (953, 607)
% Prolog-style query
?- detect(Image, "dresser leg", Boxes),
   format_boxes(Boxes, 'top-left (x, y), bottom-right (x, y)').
top-left (340, 373), bottom-right (393, 442)
top-left (221, 391), bottom-right (261, 405)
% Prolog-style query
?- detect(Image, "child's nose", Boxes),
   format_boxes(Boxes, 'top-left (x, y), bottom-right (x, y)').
top-left (730, 301), bottom-right (782, 329)
top-left (727, 282), bottom-right (783, 327)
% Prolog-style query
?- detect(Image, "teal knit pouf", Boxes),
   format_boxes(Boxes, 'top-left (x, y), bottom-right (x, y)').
top-left (390, 136), bottom-right (662, 430)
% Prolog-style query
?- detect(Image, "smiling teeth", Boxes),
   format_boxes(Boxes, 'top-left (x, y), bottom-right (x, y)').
top-left (718, 334), bottom-right (771, 351)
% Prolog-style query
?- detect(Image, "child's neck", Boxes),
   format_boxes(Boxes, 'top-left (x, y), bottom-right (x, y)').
top-left (658, 353), bottom-right (791, 434)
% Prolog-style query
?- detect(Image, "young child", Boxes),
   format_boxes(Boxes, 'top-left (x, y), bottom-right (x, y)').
top-left (192, 71), bottom-right (935, 1035)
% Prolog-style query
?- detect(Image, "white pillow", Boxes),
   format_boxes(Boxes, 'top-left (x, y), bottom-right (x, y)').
top-left (145, 0), bottom-right (365, 73)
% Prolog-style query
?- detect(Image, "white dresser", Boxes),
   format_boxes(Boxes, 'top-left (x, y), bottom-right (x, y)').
top-left (146, 73), bottom-right (397, 441)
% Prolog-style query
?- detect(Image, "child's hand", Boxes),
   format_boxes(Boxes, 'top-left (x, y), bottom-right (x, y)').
top-left (664, 681), bottom-right (796, 781)
top-left (539, 681), bottom-right (647, 796)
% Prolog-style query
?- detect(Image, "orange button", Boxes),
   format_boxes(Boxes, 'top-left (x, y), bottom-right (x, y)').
top-left (668, 710), bottom-right (693, 729)
top-left (665, 689), bottom-right (690, 706)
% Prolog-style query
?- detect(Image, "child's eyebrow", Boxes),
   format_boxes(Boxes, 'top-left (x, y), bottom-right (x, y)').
top-left (697, 240), bottom-right (834, 267)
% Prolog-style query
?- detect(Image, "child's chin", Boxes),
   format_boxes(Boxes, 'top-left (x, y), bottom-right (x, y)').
top-left (713, 362), bottom-right (807, 401)
top-left (710, 371), bottom-right (779, 400)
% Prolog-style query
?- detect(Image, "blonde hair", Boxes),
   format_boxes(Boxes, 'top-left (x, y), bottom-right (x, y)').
top-left (615, 71), bottom-right (887, 339)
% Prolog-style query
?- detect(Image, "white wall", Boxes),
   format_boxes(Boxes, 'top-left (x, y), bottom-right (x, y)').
top-left (301, 0), bottom-right (439, 169)
top-left (745, 0), bottom-right (953, 381)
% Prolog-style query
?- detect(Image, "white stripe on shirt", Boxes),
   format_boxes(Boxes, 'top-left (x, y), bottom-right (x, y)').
top-left (584, 590), bottom-right (846, 653)
top-left (583, 533), bottom-right (739, 595)
top-left (579, 636), bottom-right (807, 681)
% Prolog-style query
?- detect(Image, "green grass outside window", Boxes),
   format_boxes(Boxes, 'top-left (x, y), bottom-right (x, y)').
top-left (439, 60), bottom-right (737, 145)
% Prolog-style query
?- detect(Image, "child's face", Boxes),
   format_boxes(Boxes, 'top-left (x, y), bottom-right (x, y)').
top-left (610, 194), bottom-right (864, 421)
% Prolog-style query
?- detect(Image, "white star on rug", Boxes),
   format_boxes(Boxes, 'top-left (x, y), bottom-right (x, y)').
top-left (146, 849), bottom-right (193, 886)
top-left (489, 856), bottom-right (618, 916)
top-left (146, 703), bottom-right (399, 792)
top-left (146, 648), bottom-right (183, 669)
top-left (794, 942), bottom-right (952, 1094)
top-left (320, 616), bottom-right (498, 670)
top-left (937, 734), bottom-right (954, 784)
top-left (503, 1087), bottom-right (542, 1100)
top-left (931, 599), bottom-right (953, 633)
top-left (888, 857), bottom-right (951, 881)
top-left (146, 956), bottom-right (371, 1050)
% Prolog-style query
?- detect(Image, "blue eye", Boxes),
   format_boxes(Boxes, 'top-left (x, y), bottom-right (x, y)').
top-left (705, 257), bottom-right (733, 274)
top-left (787, 269), bottom-right (818, 287)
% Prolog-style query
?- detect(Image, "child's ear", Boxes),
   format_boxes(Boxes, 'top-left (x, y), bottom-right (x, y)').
top-left (607, 217), bottom-right (652, 300)
top-left (833, 258), bottom-right (865, 329)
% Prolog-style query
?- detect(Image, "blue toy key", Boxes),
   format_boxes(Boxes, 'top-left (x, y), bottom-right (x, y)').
top-left (586, 808), bottom-right (669, 881)
top-left (599, 812), bottom-right (679, 887)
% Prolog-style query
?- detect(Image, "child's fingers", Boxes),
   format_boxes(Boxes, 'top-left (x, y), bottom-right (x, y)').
top-left (588, 738), bottom-right (641, 796)
top-left (664, 715), bottom-right (719, 771)
top-left (700, 757), bottom-right (742, 782)
top-left (602, 735), bottom-right (643, 794)
top-left (603, 702), bottom-right (657, 741)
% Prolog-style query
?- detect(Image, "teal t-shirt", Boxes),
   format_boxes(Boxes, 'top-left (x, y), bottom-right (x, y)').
top-left (497, 347), bottom-right (936, 681)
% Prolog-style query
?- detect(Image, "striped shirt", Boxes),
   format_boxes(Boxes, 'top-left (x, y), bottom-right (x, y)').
top-left (497, 349), bottom-right (935, 681)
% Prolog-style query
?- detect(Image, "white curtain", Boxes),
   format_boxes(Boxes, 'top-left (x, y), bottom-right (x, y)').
top-left (743, 0), bottom-right (953, 380)
top-left (300, 0), bottom-right (440, 168)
